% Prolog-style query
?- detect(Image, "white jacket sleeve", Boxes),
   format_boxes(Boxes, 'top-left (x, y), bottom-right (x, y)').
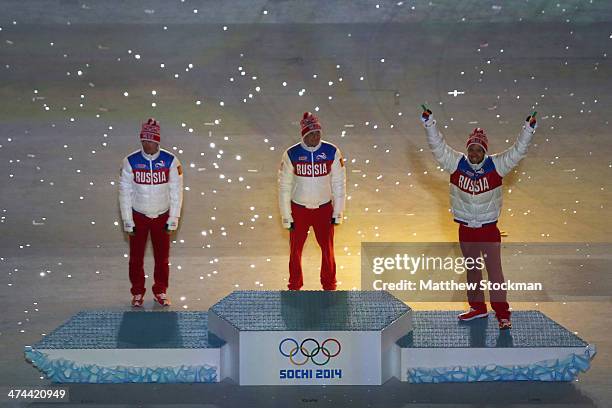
top-left (331, 148), bottom-right (346, 218)
top-left (278, 151), bottom-right (295, 222)
top-left (423, 117), bottom-right (462, 173)
top-left (118, 157), bottom-right (134, 224)
top-left (169, 157), bottom-right (184, 218)
top-left (491, 122), bottom-right (536, 177)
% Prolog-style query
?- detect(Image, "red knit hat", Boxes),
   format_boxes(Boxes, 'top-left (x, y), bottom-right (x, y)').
top-left (140, 118), bottom-right (161, 144)
top-left (466, 128), bottom-right (488, 153)
top-left (300, 112), bottom-right (322, 138)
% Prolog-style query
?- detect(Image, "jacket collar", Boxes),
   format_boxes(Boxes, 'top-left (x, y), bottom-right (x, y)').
top-left (300, 140), bottom-right (322, 152)
top-left (141, 149), bottom-right (161, 161)
top-left (467, 154), bottom-right (488, 171)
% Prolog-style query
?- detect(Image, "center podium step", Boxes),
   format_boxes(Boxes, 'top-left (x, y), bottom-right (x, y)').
top-left (208, 290), bottom-right (412, 385)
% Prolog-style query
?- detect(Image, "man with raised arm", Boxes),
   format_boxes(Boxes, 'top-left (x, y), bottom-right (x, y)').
top-left (420, 107), bottom-right (537, 329)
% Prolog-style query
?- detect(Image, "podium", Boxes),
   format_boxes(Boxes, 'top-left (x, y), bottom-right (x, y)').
top-left (25, 291), bottom-right (595, 384)
top-left (208, 290), bottom-right (411, 385)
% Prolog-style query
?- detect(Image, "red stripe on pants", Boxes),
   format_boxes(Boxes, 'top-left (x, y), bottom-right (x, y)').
top-left (288, 201), bottom-right (336, 291)
top-left (458, 223), bottom-right (510, 320)
top-left (129, 210), bottom-right (170, 295)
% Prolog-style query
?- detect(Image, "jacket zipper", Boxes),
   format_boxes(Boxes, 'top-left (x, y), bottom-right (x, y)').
top-left (311, 150), bottom-right (315, 180)
top-left (149, 158), bottom-right (153, 185)
top-left (311, 150), bottom-right (316, 209)
top-left (470, 163), bottom-right (477, 226)
top-left (472, 173), bottom-right (476, 225)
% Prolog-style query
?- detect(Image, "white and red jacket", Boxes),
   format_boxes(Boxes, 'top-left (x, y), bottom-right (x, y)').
top-left (119, 149), bottom-right (183, 223)
top-left (278, 140), bottom-right (346, 222)
top-left (423, 117), bottom-right (535, 228)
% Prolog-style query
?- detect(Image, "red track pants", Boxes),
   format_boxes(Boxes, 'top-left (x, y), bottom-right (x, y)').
top-left (288, 201), bottom-right (336, 291)
top-left (129, 210), bottom-right (170, 296)
top-left (458, 222), bottom-right (510, 320)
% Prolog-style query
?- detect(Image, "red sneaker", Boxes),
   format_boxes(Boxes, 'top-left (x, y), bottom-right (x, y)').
top-left (458, 308), bottom-right (488, 321)
top-left (131, 294), bottom-right (144, 308)
top-left (153, 292), bottom-right (171, 307)
top-left (498, 318), bottom-right (512, 330)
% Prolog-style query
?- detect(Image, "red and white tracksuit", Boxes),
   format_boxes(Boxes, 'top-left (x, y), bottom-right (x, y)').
top-left (424, 117), bottom-right (535, 319)
top-left (278, 140), bottom-right (346, 290)
top-left (119, 148), bottom-right (183, 295)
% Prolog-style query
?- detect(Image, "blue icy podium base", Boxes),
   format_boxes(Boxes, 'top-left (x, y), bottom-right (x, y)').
top-left (398, 310), bottom-right (595, 383)
top-left (406, 344), bottom-right (596, 383)
top-left (24, 311), bottom-right (222, 383)
top-left (25, 295), bottom-right (596, 385)
top-left (25, 349), bottom-right (218, 383)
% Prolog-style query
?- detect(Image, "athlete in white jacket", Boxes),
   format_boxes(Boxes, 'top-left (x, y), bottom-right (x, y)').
top-left (421, 107), bottom-right (537, 329)
top-left (278, 112), bottom-right (346, 290)
top-left (119, 118), bottom-right (183, 307)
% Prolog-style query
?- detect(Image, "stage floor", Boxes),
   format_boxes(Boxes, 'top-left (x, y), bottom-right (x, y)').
top-left (1, 0), bottom-right (612, 405)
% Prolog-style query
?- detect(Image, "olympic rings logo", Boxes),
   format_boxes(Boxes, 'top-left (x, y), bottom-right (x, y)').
top-left (279, 338), bottom-right (341, 366)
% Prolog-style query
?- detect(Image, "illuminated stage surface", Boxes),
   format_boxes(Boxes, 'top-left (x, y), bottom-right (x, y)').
top-left (26, 291), bottom-right (594, 385)
top-left (2, 0), bottom-right (611, 405)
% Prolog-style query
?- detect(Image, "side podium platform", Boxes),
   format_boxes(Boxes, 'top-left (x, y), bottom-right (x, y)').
top-left (25, 311), bottom-right (224, 383)
top-left (25, 291), bottom-right (595, 384)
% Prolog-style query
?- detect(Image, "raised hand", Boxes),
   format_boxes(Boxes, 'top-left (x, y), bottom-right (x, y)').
top-left (526, 111), bottom-right (537, 129)
top-left (421, 104), bottom-right (433, 122)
